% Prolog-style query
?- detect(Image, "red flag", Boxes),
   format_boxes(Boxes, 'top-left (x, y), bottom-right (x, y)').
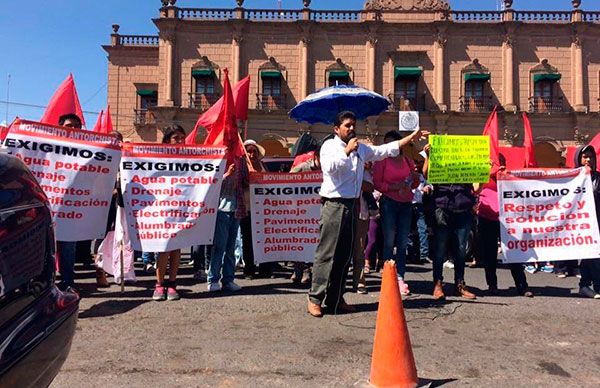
top-left (186, 76), bottom-right (251, 144)
top-left (92, 110), bottom-right (104, 132)
top-left (101, 105), bottom-right (114, 134)
top-left (40, 74), bottom-right (86, 127)
top-left (482, 106), bottom-right (499, 165)
top-left (589, 132), bottom-right (600, 161)
top-left (522, 112), bottom-right (538, 168)
top-left (203, 69), bottom-right (245, 163)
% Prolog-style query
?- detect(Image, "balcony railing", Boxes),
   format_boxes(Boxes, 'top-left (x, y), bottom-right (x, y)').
top-left (459, 96), bottom-right (494, 113)
top-left (179, 8), bottom-right (235, 20)
top-left (134, 109), bottom-right (156, 126)
top-left (188, 93), bottom-right (220, 110)
top-left (172, 8), bottom-right (600, 24)
top-left (256, 94), bottom-right (287, 111)
top-left (514, 11), bottom-right (571, 23)
top-left (528, 96), bottom-right (566, 113)
top-left (246, 9), bottom-right (303, 21)
top-left (310, 10), bottom-right (362, 22)
top-left (119, 35), bottom-right (159, 46)
top-left (389, 94), bottom-right (426, 112)
top-left (451, 11), bottom-right (502, 22)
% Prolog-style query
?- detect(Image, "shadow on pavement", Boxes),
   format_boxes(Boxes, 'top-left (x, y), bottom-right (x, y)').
top-left (79, 299), bottom-right (149, 319)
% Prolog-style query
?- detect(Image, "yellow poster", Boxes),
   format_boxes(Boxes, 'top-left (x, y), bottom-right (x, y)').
top-left (428, 135), bottom-right (490, 184)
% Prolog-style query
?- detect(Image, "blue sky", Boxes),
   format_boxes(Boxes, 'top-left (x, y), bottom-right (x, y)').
top-left (1, 0), bottom-right (597, 126)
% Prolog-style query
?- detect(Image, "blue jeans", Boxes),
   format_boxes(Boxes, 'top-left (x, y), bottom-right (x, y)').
top-left (432, 209), bottom-right (473, 283)
top-left (142, 251), bottom-right (156, 265)
top-left (57, 241), bottom-right (76, 288)
top-left (380, 197), bottom-right (412, 279)
top-left (208, 210), bottom-right (240, 284)
top-left (414, 204), bottom-right (429, 259)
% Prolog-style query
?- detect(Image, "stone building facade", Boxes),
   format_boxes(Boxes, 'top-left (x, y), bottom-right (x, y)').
top-left (104, 0), bottom-right (600, 165)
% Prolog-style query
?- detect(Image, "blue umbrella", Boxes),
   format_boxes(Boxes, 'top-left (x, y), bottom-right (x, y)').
top-left (289, 85), bottom-right (390, 125)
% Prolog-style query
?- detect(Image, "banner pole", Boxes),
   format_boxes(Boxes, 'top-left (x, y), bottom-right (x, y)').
top-left (119, 240), bottom-right (125, 294)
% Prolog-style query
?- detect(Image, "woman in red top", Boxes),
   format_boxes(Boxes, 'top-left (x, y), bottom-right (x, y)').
top-left (373, 130), bottom-right (419, 295)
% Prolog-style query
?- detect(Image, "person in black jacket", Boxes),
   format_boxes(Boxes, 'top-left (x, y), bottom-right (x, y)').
top-left (575, 145), bottom-right (600, 299)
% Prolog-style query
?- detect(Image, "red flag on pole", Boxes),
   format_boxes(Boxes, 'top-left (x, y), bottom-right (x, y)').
top-left (203, 69), bottom-right (245, 163)
top-left (101, 105), bottom-right (114, 134)
top-left (92, 110), bottom-right (104, 132)
top-left (482, 106), bottom-right (499, 165)
top-left (522, 112), bottom-right (538, 168)
top-left (40, 74), bottom-right (86, 127)
top-left (185, 76), bottom-right (251, 144)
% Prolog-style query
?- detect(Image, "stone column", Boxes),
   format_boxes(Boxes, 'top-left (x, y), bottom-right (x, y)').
top-left (434, 33), bottom-right (447, 111)
top-left (232, 34), bottom-right (242, 84)
top-left (300, 37), bottom-right (310, 100)
top-left (503, 34), bottom-right (516, 111)
top-left (161, 30), bottom-right (176, 107)
top-left (366, 36), bottom-right (377, 92)
top-left (573, 35), bottom-right (586, 112)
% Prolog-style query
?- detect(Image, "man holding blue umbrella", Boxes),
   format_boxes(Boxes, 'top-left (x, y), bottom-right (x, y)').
top-left (308, 110), bottom-right (427, 317)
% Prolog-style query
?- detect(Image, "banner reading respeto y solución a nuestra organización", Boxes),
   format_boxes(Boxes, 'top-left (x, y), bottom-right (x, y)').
top-left (1, 119), bottom-right (121, 241)
top-left (498, 167), bottom-right (600, 263)
top-left (428, 135), bottom-right (491, 184)
top-left (250, 171), bottom-right (322, 264)
top-left (120, 143), bottom-right (225, 252)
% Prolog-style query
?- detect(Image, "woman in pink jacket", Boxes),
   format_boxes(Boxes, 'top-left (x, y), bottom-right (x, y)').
top-left (373, 130), bottom-right (419, 295)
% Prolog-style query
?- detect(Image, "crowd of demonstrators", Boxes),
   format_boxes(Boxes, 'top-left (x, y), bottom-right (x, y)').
top-left (46, 110), bottom-right (600, 306)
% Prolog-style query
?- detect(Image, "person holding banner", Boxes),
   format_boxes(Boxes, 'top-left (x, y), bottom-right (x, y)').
top-left (373, 130), bottom-right (419, 296)
top-left (474, 155), bottom-right (532, 297)
top-left (422, 144), bottom-right (477, 300)
top-left (207, 155), bottom-right (249, 292)
top-left (152, 126), bottom-right (186, 301)
top-left (55, 113), bottom-right (83, 291)
top-left (307, 111), bottom-right (427, 317)
top-left (575, 145), bottom-right (600, 299)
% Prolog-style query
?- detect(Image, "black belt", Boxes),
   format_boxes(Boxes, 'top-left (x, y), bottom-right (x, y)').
top-left (320, 197), bottom-right (357, 206)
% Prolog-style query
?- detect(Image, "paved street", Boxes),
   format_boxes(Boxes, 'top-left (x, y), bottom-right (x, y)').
top-left (51, 260), bottom-right (600, 388)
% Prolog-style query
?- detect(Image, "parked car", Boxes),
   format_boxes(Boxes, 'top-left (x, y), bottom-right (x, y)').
top-left (0, 152), bottom-right (79, 388)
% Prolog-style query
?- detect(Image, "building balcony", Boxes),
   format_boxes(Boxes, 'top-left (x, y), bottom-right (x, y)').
top-left (389, 94), bottom-right (426, 112)
top-left (528, 96), bottom-right (566, 113)
top-left (256, 93), bottom-right (287, 111)
top-left (134, 109), bottom-right (156, 126)
top-left (188, 92), bottom-right (220, 110)
top-left (459, 96), bottom-right (494, 113)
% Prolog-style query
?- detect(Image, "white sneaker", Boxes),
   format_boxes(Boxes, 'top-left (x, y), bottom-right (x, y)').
top-left (222, 281), bottom-right (242, 292)
top-left (207, 282), bottom-right (221, 292)
top-left (443, 260), bottom-right (454, 269)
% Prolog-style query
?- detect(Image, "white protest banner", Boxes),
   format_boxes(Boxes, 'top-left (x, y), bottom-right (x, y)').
top-left (120, 143), bottom-right (225, 252)
top-left (399, 111), bottom-right (419, 132)
top-left (250, 171), bottom-right (322, 263)
top-left (1, 119), bottom-right (121, 241)
top-left (498, 167), bottom-right (600, 263)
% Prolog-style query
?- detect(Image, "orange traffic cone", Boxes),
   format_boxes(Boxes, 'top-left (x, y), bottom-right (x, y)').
top-left (370, 260), bottom-right (418, 388)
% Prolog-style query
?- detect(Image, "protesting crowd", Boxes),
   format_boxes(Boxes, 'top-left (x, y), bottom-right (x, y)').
top-left (2, 72), bottom-right (600, 319)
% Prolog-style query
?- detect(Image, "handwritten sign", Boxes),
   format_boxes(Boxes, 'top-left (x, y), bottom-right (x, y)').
top-left (428, 135), bottom-right (490, 184)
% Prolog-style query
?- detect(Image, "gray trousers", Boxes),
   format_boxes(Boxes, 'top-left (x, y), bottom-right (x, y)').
top-left (309, 199), bottom-right (356, 307)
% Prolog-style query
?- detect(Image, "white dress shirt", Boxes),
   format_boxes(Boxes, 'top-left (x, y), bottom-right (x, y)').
top-left (319, 135), bottom-right (400, 199)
